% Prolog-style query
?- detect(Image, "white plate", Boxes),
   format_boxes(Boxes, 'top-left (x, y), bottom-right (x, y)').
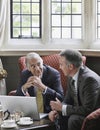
top-left (17, 121), bottom-right (33, 126)
top-left (1, 124), bottom-right (17, 128)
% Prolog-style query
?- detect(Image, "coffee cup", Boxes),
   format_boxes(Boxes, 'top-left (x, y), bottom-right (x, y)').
top-left (3, 119), bottom-right (15, 126)
top-left (19, 117), bottom-right (31, 123)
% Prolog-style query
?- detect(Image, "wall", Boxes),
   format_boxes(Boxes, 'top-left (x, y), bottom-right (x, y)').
top-left (1, 56), bottom-right (20, 94)
top-left (86, 57), bottom-right (100, 75)
top-left (1, 55), bottom-right (100, 95)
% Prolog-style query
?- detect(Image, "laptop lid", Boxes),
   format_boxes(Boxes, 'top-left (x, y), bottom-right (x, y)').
top-left (0, 95), bottom-right (41, 120)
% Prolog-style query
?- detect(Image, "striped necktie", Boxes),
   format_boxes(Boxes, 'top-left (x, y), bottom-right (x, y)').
top-left (71, 79), bottom-right (78, 106)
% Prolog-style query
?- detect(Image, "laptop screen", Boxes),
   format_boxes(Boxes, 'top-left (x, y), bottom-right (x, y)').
top-left (0, 95), bottom-right (40, 120)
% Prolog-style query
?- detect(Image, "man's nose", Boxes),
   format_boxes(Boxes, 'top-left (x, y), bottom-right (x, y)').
top-left (34, 65), bottom-right (40, 70)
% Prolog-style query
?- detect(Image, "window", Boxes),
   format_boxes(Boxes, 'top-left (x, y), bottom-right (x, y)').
top-left (97, 0), bottom-right (100, 38)
top-left (1, 0), bottom-right (100, 51)
top-left (10, 0), bottom-right (41, 38)
top-left (11, 0), bottom-right (82, 39)
top-left (51, 0), bottom-right (82, 39)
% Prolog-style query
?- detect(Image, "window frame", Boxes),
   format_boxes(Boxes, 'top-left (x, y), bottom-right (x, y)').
top-left (1, 0), bottom-right (100, 54)
top-left (10, 0), bottom-right (42, 39)
top-left (51, 0), bottom-right (82, 39)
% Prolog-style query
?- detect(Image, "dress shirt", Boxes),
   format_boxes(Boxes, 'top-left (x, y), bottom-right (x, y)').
top-left (62, 68), bottom-right (80, 116)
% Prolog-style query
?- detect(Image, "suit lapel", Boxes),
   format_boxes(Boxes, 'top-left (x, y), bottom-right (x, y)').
top-left (77, 66), bottom-right (85, 105)
top-left (77, 66), bottom-right (85, 89)
top-left (41, 65), bottom-right (47, 83)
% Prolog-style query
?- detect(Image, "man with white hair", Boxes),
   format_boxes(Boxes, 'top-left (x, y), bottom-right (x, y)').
top-left (16, 52), bottom-right (64, 113)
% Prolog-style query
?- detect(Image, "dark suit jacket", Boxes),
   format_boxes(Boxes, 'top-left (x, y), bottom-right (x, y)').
top-left (64, 65), bottom-right (100, 117)
top-left (16, 64), bottom-right (64, 113)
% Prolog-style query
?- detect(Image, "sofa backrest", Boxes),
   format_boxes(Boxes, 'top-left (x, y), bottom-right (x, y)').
top-left (18, 54), bottom-right (86, 95)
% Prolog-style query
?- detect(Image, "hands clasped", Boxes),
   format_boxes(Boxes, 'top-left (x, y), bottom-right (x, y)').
top-left (22, 76), bottom-right (46, 91)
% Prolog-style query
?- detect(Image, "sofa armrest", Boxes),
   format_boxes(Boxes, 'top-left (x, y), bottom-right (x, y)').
top-left (81, 108), bottom-right (100, 130)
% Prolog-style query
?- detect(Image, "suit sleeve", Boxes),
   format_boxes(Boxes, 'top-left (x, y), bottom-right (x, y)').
top-left (44, 70), bottom-right (64, 102)
top-left (66, 77), bottom-right (100, 116)
top-left (16, 70), bottom-right (35, 96)
top-left (16, 71), bottom-right (27, 96)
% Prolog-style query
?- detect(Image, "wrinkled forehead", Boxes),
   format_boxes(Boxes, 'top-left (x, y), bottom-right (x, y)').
top-left (28, 57), bottom-right (43, 65)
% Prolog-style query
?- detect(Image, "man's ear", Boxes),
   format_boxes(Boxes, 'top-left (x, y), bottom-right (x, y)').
top-left (68, 64), bottom-right (74, 70)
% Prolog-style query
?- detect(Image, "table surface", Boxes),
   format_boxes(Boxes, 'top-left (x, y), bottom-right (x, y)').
top-left (0, 118), bottom-right (55, 130)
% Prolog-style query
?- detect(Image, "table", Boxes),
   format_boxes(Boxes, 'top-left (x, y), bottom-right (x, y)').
top-left (0, 118), bottom-right (56, 130)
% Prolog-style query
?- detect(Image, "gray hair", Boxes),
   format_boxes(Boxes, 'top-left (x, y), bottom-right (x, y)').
top-left (26, 52), bottom-right (43, 69)
top-left (60, 49), bottom-right (82, 68)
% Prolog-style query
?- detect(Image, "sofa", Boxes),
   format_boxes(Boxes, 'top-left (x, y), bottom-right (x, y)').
top-left (8, 54), bottom-right (100, 130)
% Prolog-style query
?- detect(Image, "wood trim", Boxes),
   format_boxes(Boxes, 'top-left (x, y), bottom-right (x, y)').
top-left (0, 49), bottom-right (100, 57)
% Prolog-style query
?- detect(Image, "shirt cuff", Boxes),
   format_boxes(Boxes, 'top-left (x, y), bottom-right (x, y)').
top-left (42, 87), bottom-right (47, 94)
top-left (21, 87), bottom-right (28, 96)
top-left (62, 104), bottom-right (67, 116)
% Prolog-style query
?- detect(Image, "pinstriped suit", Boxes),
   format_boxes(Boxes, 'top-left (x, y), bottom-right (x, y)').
top-left (60, 65), bottom-right (100, 130)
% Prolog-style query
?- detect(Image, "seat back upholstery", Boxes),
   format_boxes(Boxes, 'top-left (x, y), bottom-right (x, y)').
top-left (18, 54), bottom-right (86, 95)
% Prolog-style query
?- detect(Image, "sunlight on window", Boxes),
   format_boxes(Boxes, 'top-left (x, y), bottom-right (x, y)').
top-left (11, 0), bottom-right (41, 38)
top-left (51, 0), bottom-right (82, 39)
top-left (97, 0), bottom-right (100, 38)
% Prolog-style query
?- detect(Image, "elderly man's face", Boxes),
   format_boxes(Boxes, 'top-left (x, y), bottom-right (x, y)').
top-left (28, 58), bottom-right (43, 77)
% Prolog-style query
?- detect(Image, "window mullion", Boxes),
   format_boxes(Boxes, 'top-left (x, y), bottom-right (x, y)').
top-left (42, 0), bottom-right (50, 44)
top-left (83, 0), bottom-right (96, 48)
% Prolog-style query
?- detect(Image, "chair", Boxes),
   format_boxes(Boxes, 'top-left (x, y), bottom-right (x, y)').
top-left (81, 108), bottom-right (100, 130)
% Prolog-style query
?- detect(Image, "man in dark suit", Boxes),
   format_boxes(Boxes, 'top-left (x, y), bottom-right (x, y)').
top-left (16, 52), bottom-right (64, 113)
top-left (49, 49), bottom-right (100, 130)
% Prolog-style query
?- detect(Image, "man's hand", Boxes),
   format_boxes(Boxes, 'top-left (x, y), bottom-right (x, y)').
top-left (50, 98), bottom-right (62, 112)
top-left (31, 76), bottom-right (46, 92)
top-left (22, 76), bottom-right (46, 92)
top-left (22, 76), bottom-right (35, 91)
top-left (48, 110), bottom-right (58, 122)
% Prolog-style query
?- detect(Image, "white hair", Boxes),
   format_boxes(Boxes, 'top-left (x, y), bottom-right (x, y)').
top-left (26, 52), bottom-right (43, 69)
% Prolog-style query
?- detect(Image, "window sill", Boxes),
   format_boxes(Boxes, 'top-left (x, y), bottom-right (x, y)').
top-left (0, 48), bottom-right (100, 57)
top-left (0, 39), bottom-right (100, 56)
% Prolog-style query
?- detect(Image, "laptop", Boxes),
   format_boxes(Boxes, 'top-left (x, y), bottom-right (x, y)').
top-left (0, 95), bottom-right (48, 120)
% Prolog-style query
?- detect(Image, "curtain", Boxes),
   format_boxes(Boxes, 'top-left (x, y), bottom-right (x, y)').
top-left (0, 0), bottom-right (8, 47)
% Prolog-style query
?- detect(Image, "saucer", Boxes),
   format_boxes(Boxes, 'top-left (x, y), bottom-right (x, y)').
top-left (1, 123), bottom-right (17, 128)
top-left (17, 121), bottom-right (33, 126)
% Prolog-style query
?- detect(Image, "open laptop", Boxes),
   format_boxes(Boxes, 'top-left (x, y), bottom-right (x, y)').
top-left (0, 95), bottom-right (48, 120)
